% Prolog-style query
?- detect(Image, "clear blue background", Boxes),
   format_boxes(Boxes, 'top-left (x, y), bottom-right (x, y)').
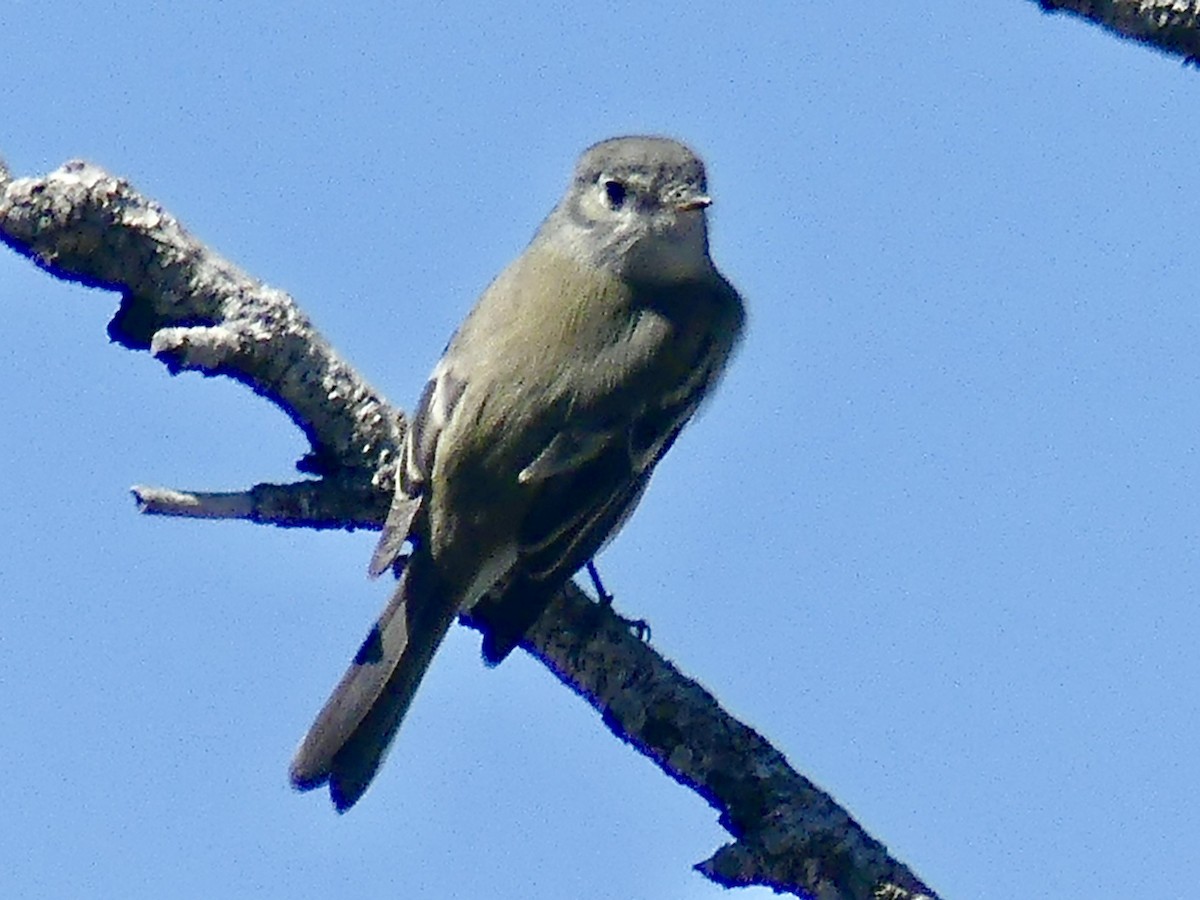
top-left (2, 3), bottom-right (1196, 898)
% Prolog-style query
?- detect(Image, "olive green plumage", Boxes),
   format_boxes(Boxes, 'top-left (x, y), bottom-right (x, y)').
top-left (290, 136), bottom-right (745, 811)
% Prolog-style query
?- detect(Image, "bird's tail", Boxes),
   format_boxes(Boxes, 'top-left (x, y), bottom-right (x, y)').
top-left (289, 548), bottom-right (457, 811)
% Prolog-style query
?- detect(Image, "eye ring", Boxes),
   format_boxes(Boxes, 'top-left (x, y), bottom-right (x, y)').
top-left (602, 179), bottom-right (627, 209)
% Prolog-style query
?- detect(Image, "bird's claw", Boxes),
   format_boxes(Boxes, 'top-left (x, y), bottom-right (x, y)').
top-left (584, 560), bottom-right (648, 641)
top-left (586, 560), bottom-right (614, 605)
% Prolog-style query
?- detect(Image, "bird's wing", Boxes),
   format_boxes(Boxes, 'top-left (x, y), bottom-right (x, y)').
top-left (518, 428), bottom-right (613, 485)
top-left (368, 363), bottom-right (466, 578)
top-left (473, 290), bottom-right (736, 662)
top-left (474, 387), bottom-right (699, 663)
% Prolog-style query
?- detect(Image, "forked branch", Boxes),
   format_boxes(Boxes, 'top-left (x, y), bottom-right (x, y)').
top-left (0, 159), bottom-right (938, 900)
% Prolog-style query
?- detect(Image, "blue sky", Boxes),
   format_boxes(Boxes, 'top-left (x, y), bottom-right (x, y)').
top-left (3, 3), bottom-right (1198, 898)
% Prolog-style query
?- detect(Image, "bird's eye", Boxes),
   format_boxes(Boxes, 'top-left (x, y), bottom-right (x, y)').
top-left (603, 179), bottom-right (627, 209)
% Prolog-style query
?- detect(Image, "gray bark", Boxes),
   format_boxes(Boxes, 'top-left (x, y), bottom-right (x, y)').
top-left (1035, 0), bottom-right (1200, 61)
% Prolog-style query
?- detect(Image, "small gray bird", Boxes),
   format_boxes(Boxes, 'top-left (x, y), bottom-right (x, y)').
top-left (289, 136), bottom-right (746, 811)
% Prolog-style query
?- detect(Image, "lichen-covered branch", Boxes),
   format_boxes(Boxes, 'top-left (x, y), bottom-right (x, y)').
top-left (0, 158), bottom-right (404, 497)
top-left (1035, 0), bottom-right (1200, 61)
top-left (131, 480), bottom-right (388, 529)
top-left (468, 583), bottom-right (938, 899)
top-left (0, 159), bottom-right (939, 899)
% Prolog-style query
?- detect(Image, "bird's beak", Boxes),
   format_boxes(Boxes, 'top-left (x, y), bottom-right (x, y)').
top-left (675, 194), bottom-right (712, 212)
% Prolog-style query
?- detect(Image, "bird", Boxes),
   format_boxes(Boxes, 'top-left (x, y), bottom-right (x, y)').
top-left (289, 136), bottom-right (746, 811)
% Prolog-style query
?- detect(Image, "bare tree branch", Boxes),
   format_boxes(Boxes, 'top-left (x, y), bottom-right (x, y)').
top-left (0, 157), bottom-right (403, 495)
top-left (0, 159), bottom-right (939, 900)
top-left (130, 481), bottom-right (387, 529)
top-left (468, 585), bottom-right (938, 898)
top-left (1035, 0), bottom-right (1200, 61)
